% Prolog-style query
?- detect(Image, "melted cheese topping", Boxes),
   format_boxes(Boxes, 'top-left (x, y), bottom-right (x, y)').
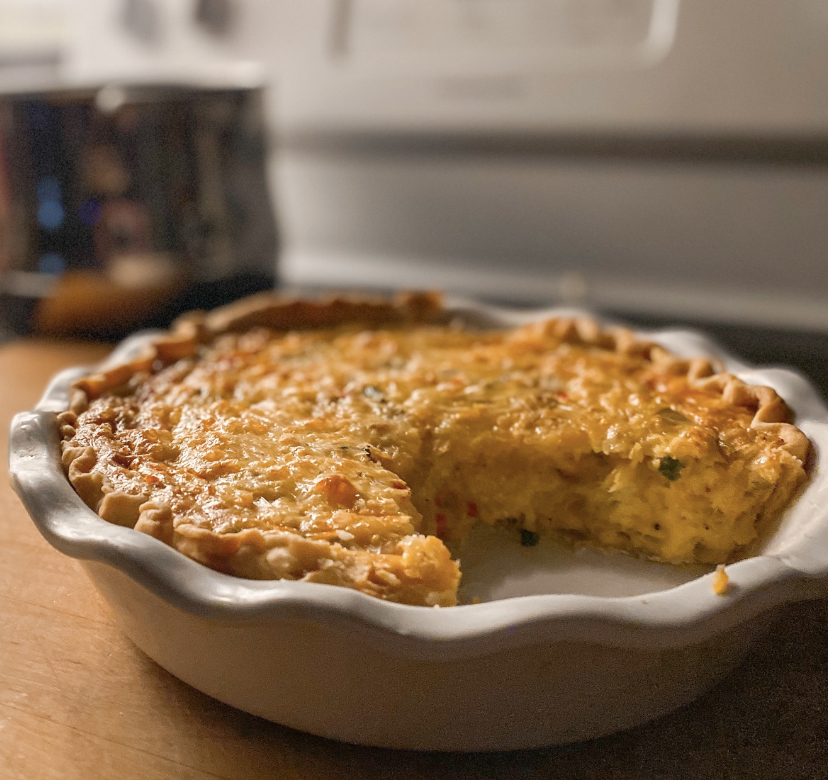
top-left (61, 321), bottom-right (808, 606)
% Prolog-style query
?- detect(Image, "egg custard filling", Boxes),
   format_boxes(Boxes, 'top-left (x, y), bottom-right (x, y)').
top-left (58, 294), bottom-right (810, 607)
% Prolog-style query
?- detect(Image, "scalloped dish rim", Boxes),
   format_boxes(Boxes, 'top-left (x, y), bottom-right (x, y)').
top-left (9, 298), bottom-right (828, 659)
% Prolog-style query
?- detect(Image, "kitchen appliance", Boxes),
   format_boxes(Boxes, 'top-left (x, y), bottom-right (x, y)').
top-left (4, 0), bottom-right (827, 342)
top-left (0, 1), bottom-right (275, 338)
top-left (51, 0), bottom-right (828, 334)
top-left (0, 83), bottom-right (277, 337)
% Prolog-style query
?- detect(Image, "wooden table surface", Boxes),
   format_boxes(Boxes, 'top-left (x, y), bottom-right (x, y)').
top-left (1, 339), bottom-right (827, 780)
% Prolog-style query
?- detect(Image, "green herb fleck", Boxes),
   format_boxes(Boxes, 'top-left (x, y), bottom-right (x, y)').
top-left (520, 529), bottom-right (540, 547)
top-left (658, 456), bottom-right (684, 481)
top-left (657, 407), bottom-right (690, 424)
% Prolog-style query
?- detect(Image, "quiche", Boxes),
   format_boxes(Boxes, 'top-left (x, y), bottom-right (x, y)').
top-left (58, 293), bottom-right (810, 607)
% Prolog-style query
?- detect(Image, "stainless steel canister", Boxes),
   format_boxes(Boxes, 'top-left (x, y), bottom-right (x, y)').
top-left (0, 84), bottom-right (277, 339)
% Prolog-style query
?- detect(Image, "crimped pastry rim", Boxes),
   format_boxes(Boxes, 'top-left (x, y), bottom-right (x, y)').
top-left (10, 295), bottom-right (828, 657)
top-left (63, 291), bottom-right (810, 462)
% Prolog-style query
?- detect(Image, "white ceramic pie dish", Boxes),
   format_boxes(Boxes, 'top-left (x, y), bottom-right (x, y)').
top-left (9, 299), bottom-right (828, 751)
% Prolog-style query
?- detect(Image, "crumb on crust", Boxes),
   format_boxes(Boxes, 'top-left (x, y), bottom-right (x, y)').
top-left (713, 564), bottom-right (730, 595)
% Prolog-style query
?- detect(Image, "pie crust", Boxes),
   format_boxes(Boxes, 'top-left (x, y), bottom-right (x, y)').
top-left (58, 292), bottom-right (811, 607)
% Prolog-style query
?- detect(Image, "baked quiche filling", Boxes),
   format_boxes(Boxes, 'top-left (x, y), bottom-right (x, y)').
top-left (58, 294), bottom-right (810, 607)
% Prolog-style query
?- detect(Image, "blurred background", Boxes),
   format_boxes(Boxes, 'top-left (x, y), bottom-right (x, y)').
top-left (0, 0), bottom-right (827, 390)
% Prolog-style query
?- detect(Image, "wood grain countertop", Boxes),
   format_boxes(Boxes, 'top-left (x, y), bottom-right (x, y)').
top-left (1, 339), bottom-right (826, 780)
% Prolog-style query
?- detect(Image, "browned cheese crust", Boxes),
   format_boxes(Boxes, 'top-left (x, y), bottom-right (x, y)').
top-left (58, 292), bottom-right (810, 607)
